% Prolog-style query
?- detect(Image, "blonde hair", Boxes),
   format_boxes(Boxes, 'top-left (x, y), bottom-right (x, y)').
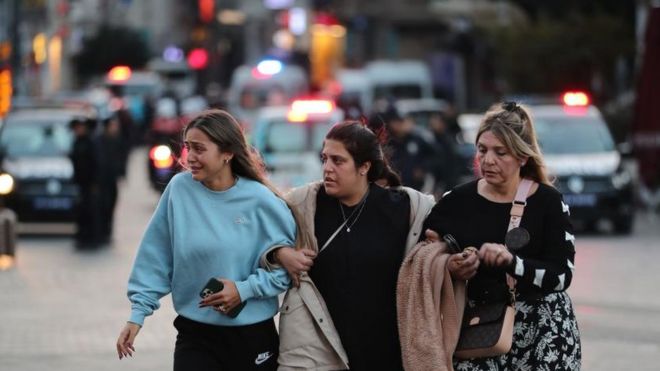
top-left (476, 102), bottom-right (553, 186)
top-left (183, 109), bottom-right (313, 249)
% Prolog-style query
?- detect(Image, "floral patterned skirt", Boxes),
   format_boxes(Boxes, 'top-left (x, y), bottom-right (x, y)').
top-left (454, 291), bottom-right (581, 371)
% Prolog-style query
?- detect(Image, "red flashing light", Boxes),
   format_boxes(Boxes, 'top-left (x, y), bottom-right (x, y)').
top-left (562, 91), bottom-right (590, 107)
top-left (187, 48), bottom-right (209, 70)
top-left (107, 66), bottom-right (132, 82)
top-left (198, 0), bottom-right (214, 23)
top-left (150, 145), bottom-right (174, 169)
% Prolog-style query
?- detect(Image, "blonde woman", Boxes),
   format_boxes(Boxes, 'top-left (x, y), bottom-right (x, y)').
top-left (424, 102), bottom-right (581, 370)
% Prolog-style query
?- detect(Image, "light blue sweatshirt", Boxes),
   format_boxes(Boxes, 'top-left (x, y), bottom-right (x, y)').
top-left (127, 172), bottom-right (295, 327)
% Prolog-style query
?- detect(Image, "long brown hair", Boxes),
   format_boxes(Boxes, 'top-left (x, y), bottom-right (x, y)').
top-left (476, 102), bottom-right (553, 186)
top-left (183, 109), bottom-right (313, 249)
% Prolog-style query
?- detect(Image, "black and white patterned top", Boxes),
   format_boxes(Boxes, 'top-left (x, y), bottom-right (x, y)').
top-left (423, 179), bottom-right (576, 302)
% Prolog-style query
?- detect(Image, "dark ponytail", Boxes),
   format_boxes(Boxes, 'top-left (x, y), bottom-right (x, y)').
top-left (325, 120), bottom-right (401, 187)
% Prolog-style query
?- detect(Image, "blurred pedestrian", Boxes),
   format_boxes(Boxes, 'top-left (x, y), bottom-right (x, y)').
top-left (424, 102), bottom-right (581, 370)
top-left (383, 108), bottom-right (434, 191)
top-left (269, 121), bottom-right (435, 370)
top-left (69, 118), bottom-right (100, 248)
top-left (428, 112), bottom-right (461, 195)
top-left (116, 109), bottom-right (299, 371)
top-left (95, 116), bottom-right (123, 244)
top-left (114, 106), bottom-right (134, 178)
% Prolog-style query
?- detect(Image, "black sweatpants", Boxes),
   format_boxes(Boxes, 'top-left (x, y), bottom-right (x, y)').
top-left (173, 316), bottom-right (279, 371)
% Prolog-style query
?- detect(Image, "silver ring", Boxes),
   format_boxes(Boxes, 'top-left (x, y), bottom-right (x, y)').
top-left (217, 304), bottom-right (226, 312)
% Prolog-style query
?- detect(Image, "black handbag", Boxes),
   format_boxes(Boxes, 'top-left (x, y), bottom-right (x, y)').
top-left (454, 287), bottom-right (516, 359)
top-left (453, 178), bottom-right (535, 359)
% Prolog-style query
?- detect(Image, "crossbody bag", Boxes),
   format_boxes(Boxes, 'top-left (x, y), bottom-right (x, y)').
top-left (454, 178), bottom-right (535, 359)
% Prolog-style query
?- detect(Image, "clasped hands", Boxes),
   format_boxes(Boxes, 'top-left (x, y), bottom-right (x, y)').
top-left (424, 229), bottom-right (513, 281)
top-left (273, 248), bottom-right (317, 287)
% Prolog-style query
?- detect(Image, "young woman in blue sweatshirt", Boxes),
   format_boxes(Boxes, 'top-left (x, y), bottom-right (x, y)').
top-left (116, 110), bottom-right (297, 370)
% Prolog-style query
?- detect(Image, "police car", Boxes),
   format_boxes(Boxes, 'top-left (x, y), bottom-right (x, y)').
top-left (251, 99), bottom-right (344, 191)
top-left (0, 104), bottom-right (96, 223)
top-left (524, 92), bottom-right (635, 233)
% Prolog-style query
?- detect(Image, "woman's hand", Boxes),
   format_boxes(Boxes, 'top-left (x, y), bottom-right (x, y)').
top-left (274, 248), bottom-right (316, 287)
top-left (478, 243), bottom-right (513, 267)
top-left (424, 229), bottom-right (441, 242)
top-left (199, 279), bottom-right (242, 315)
top-left (447, 248), bottom-right (480, 280)
top-left (116, 322), bottom-right (141, 360)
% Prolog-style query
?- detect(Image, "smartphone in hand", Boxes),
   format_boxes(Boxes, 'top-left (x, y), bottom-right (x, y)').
top-left (199, 278), bottom-right (247, 318)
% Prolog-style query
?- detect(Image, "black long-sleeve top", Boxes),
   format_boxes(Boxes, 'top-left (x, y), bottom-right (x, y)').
top-left (422, 180), bottom-right (576, 302)
top-left (310, 183), bottom-right (410, 371)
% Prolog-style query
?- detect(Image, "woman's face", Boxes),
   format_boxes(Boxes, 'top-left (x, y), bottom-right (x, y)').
top-left (184, 127), bottom-right (231, 185)
top-left (321, 139), bottom-right (369, 201)
top-left (476, 130), bottom-right (523, 187)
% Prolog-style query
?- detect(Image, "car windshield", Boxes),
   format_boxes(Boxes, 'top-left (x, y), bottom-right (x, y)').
top-left (1, 118), bottom-right (74, 157)
top-left (534, 116), bottom-right (615, 154)
top-left (264, 121), bottom-right (333, 153)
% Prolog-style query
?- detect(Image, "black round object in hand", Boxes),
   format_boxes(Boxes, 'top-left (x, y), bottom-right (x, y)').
top-left (505, 227), bottom-right (530, 251)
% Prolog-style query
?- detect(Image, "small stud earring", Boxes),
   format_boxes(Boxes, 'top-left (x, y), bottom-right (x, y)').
top-left (520, 162), bottom-right (525, 166)
top-left (224, 159), bottom-right (229, 164)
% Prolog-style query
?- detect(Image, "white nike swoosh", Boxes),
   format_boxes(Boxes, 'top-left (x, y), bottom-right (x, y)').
top-left (255, 352), bottom-right (273, 365)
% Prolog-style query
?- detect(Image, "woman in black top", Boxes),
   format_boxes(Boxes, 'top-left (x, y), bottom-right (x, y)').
top-left (424, 102), bottom-right (581, 370)
top-left (273, 121), bottom-right (435, 370)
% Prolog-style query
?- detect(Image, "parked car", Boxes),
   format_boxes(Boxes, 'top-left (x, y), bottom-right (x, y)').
top-left (0, 105), bottom-right (96, 223)
top-left (530, 93), bottom-right (635, 234)
top-left (251, 99), bottom-right (344, 191)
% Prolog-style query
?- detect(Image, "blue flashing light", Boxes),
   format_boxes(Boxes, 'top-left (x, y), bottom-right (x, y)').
top-left (257, 60), bottom-right (283, 75)
top-left (163, 46), bottom-right (184, 62)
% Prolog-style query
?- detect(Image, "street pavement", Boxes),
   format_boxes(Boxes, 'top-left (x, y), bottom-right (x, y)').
top-left (1, 147), bottom-right (659, 371)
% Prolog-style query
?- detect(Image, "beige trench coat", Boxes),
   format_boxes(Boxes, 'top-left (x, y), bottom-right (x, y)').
top-left (263, 182), bottom-right (435, 370)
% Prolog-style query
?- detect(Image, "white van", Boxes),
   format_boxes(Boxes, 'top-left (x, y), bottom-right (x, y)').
top-left (366, 60), bottom-right (434, 101)
top-left (335, 60), bottom-right (434, 116)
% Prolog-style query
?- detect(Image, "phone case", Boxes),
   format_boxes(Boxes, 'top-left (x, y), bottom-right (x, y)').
top-left (199, 278), bottom-right (247, 318)
top-left (199, 278), bottom-right (224, 299)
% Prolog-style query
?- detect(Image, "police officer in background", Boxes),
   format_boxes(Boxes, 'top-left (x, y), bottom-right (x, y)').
top-left (427, 112), bottom-right (461, 196)
top-left (95, 116), bottom-right (124, 244)
top-left (69, 118), bottom-right (100, 248)
top-left (382, 107), bottom-right (434, 191)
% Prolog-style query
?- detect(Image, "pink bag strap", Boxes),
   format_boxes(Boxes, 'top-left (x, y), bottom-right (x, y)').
top-left (507, 178), bottom-right (534, 232)
top-left (505, 178), bottom-right (535, 292)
